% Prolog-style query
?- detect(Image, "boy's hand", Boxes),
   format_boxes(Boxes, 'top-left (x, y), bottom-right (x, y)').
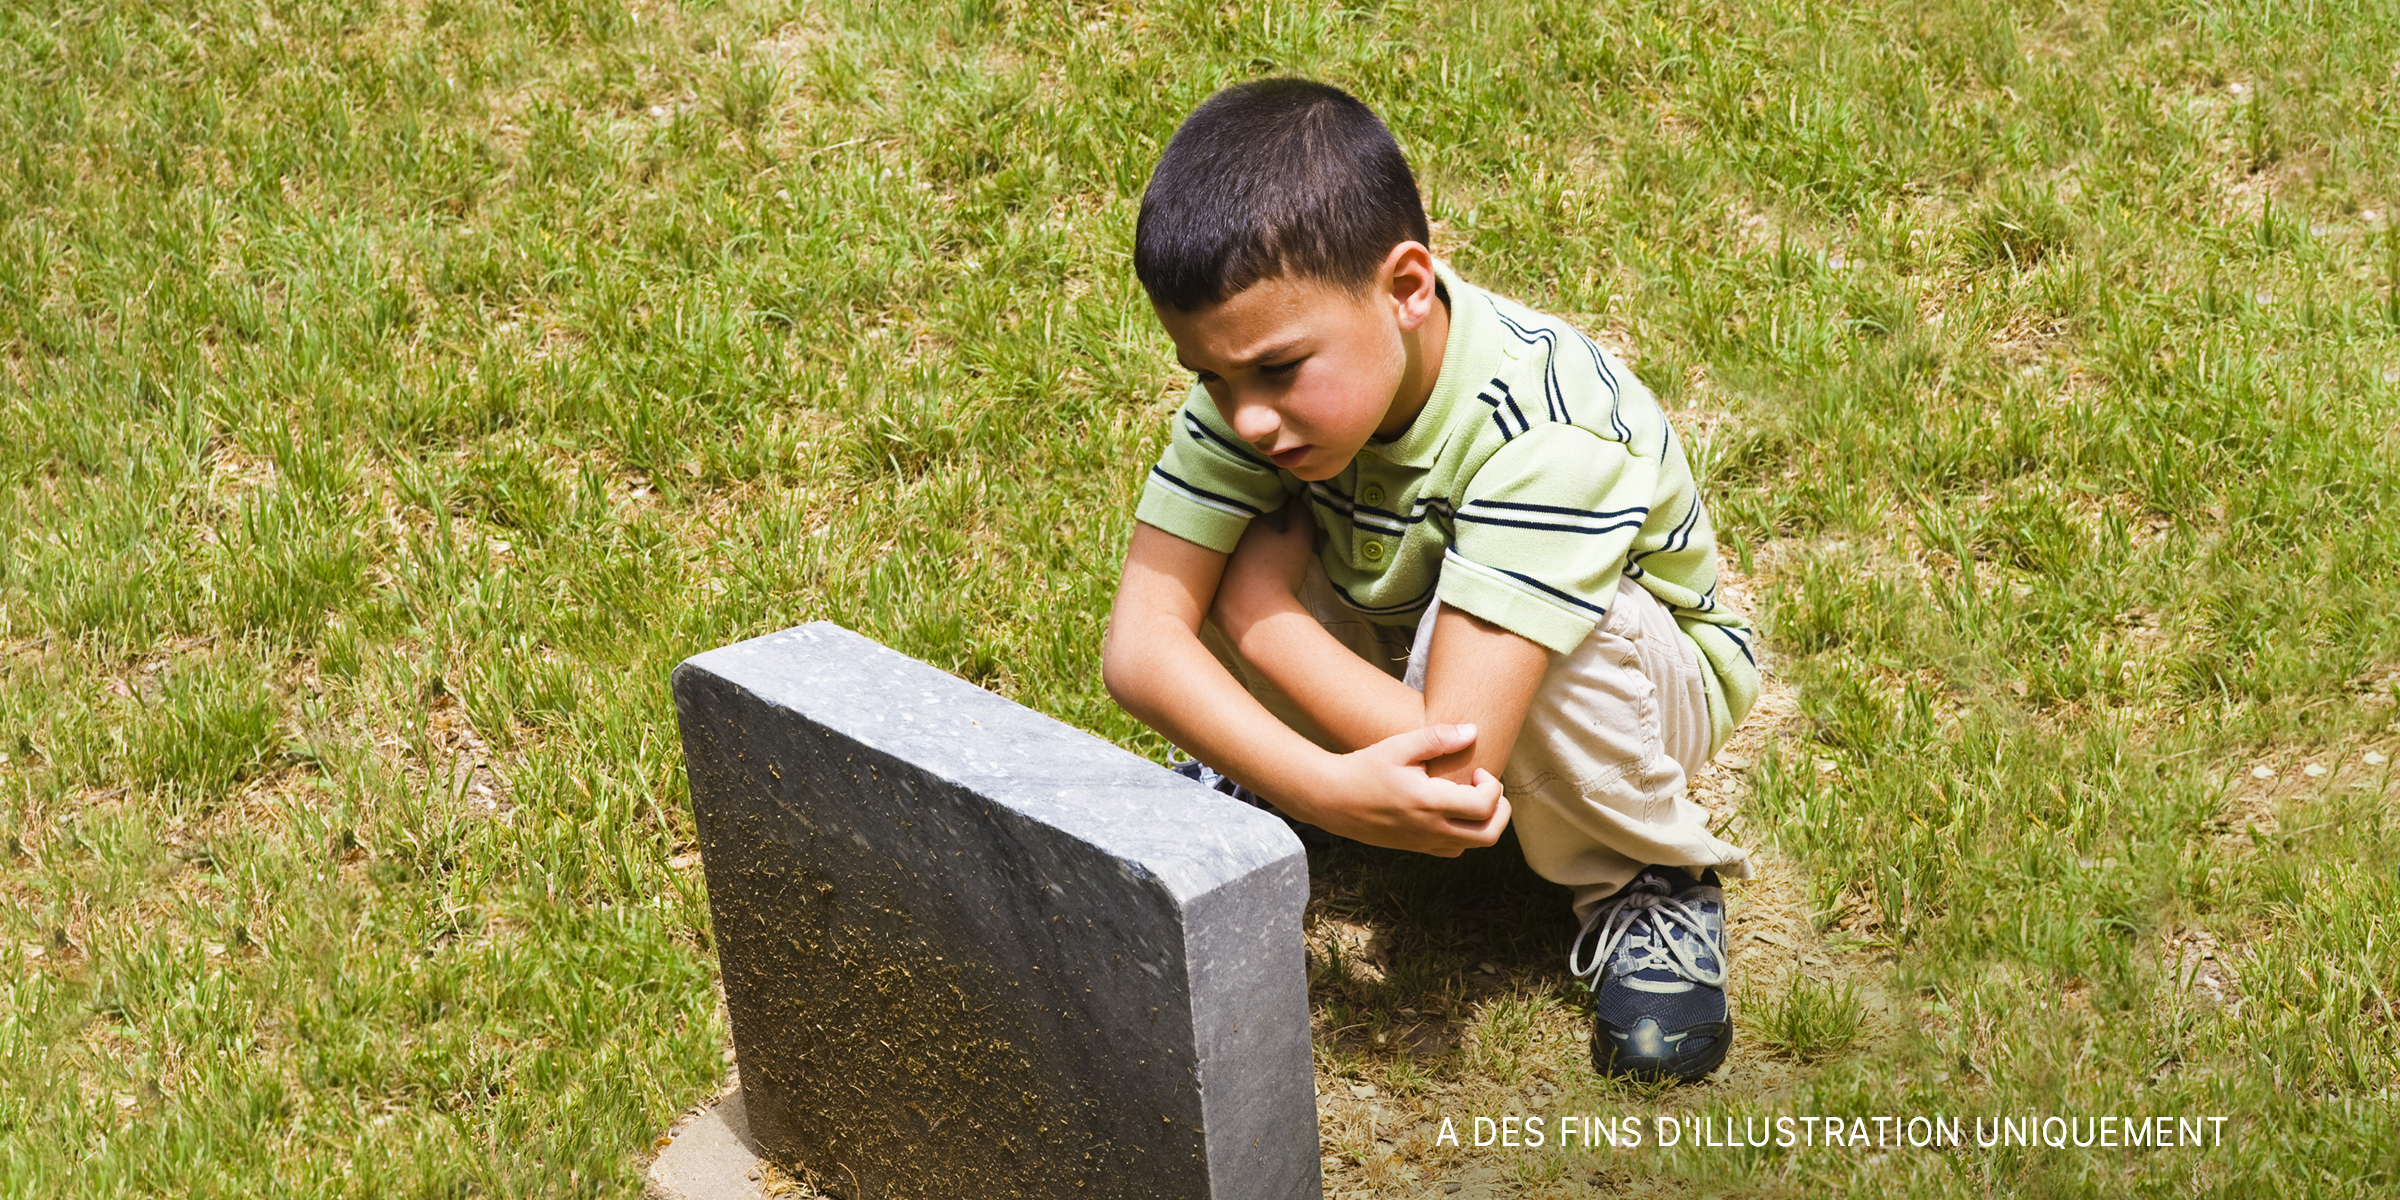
top-left (1211, 497), bottom-right (1315, 637)
top-left (1286, 723), bottom-right (1512, 857)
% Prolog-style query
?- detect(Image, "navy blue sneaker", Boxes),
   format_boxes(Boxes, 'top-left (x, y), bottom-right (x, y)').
top-left (1168, 759), bottom-right (1334, 848)
top-left (1571, 866), bottom-right (1731, 1083)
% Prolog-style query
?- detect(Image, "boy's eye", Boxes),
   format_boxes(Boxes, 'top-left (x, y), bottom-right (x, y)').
top-left (1260, 359), bottom-right (1302, 376)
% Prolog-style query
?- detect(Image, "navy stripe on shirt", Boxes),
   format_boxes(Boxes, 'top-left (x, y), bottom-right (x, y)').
top-left (1183, 412), bottom-right (1271, 468)
top-left (1149, 466), bottom-right (1267, 517)
top-left (1492, 564), bottom-right (1614, 618)
top-left (1455, 512), bottom-right (1648, 536)
top-left (1466, 499), bottom-right (1651, 520)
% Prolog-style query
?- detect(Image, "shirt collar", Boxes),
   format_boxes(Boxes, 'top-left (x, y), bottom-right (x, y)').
top-left (1360, 259), bottom-right (1493, 470)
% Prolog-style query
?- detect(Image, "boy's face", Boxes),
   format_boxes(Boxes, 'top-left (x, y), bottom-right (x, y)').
top-left (1153, 245), bottom-right (1444, 483)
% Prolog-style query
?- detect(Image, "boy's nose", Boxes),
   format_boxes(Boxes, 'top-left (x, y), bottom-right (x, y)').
top-left (1228, 397), bottom-right (1280, 446)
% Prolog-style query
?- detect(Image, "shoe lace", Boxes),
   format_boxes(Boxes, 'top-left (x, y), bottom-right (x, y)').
top-left (1568, 887), bottom-right (1725, 989)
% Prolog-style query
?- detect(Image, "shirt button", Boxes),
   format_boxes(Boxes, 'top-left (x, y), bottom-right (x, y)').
top-left (1362, 541), bottom-right (1385, 562)
top-left (1361, 484), bottom-right (1386, 508)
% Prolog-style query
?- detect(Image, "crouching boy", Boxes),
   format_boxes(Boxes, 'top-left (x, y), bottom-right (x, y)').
top-left (1100, 78), bottom-right (1760, 1083)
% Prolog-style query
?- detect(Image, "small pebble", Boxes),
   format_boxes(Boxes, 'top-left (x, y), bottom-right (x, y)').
top-left (2303, 764), bottom-right (2327, 777)
top-left (2251, 766), bottom-right (2276, 779)
top-left (2365, 751), bottom-right (2388, 766)
top-left (1476, 961), bottom-right (1499, 975)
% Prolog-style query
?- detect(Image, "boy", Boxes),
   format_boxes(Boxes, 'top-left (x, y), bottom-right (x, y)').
top-left (1100, 79), bottom-right (1759, 1083)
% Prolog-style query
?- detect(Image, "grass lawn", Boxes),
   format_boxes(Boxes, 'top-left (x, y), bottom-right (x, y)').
top-left (4, 0), bottom-right (2398, 1195)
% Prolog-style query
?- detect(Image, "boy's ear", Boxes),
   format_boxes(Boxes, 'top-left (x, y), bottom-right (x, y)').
top-left (1380, 240), bottom-right (1441, 333)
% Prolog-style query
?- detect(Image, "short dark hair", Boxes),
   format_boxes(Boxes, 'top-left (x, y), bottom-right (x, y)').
top-left (1135, 78), bottom-right (1430, 311)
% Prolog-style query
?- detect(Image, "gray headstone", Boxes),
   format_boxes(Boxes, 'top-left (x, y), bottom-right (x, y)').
top-left (672, 622), bottom-right (1320, 1200)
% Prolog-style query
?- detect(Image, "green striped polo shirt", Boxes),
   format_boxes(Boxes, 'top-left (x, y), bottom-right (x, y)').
top-left (1135, 261), bottom-right (1759, 747)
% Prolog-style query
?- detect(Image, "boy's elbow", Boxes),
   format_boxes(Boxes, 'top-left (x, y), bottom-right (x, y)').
top-left (1100, 613), bottom-right (1181, 727)
top-left (1100, 650), bottom-right (1130, 711)
top-left (1099, 620), bottom-right (1143, 713)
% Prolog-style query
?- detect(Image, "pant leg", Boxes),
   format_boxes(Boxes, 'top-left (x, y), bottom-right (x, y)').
top-left (1408, 579), bottom-right (1750, 920)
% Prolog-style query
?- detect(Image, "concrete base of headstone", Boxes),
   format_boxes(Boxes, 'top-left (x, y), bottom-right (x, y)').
top-left (645, 1085), bottom-right (769, 1200)
top-left (673, 621), bottom-right (1320, 1199)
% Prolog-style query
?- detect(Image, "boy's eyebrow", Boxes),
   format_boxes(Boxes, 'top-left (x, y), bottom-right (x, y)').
top-left (1177, 341), bottom-right (1307, 373)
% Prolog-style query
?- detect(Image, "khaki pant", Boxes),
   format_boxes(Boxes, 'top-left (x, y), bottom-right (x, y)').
top-left (1203, 565), bottom-right (1751, 918)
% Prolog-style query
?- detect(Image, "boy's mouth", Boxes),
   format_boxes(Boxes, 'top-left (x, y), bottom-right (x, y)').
top-left (1267, 444), bottom-right (1312, 468)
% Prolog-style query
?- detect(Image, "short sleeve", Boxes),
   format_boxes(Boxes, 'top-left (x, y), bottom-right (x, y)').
top-left (1133, 391), bottom-right (1294, 553)
top-left (1437, 424), bottom-right (1657, 655)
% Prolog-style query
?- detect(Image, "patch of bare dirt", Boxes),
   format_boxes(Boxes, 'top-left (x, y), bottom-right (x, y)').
top-left (2156, 925), bottom-right (2243, 1016)
top-left (414, 677), bottom-right (513, 817)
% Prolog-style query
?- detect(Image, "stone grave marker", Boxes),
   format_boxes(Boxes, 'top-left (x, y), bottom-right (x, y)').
top-left (669, 622), bottom-right (1320, 1199)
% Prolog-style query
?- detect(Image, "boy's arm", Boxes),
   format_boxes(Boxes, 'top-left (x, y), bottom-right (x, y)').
top-left (1419, 606), bottom-right (1550, 783)
top-left (1210, 503), bottom-right (1548, 785)
top-left (1101, 520), bottom-right (1513, 856)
